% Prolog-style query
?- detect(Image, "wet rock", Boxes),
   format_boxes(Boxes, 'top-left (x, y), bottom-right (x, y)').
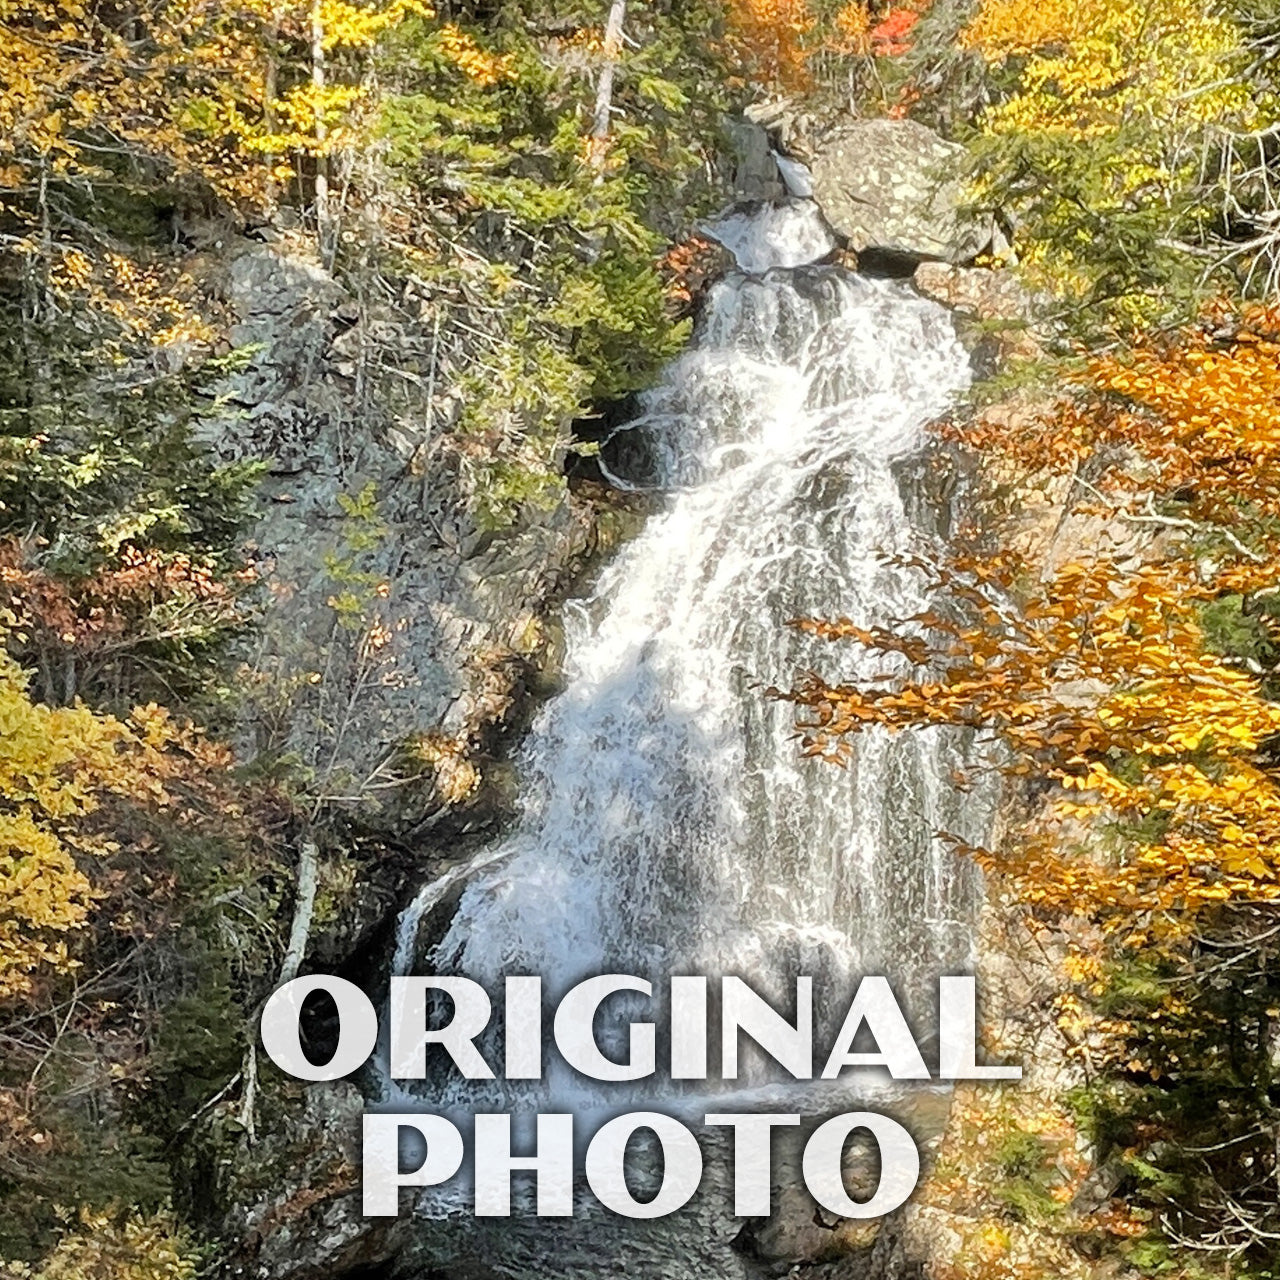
top-left (810, 119), bottom-right (996, 265)
top-left (422, 1265), bottom-right (513, 1280)
top-left (740, 1184), bottom-right (840, 1264)
top-left (724, 117), bottom-right (785, 202)
top-left (751, 1205), bottom-right (881, 1266)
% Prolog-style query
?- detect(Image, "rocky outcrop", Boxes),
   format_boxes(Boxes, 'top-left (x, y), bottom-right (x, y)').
top-left (216, 1083), bottom-right (407, 1280)
top-left (204, 240), bottom-right (612, 841)
top-left (738, 105), bottom-right (1000, 268)
top-left (724, 117), bottom-right (786, 202)
top-left (190, 233), bottom-right (638, 1280)
top-left (809, 119), bottom-right (997, 266)
top-left (743, 98), bottom-right (821, 161)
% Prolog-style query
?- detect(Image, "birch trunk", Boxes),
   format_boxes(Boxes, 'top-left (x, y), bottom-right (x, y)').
top-left (589, 0), bottom-right (627, 177)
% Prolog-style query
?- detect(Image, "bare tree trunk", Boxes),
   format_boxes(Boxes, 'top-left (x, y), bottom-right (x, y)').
top-left (588, 0), bottom-right (627, 178)
top-left (279, 838), bottom-right (320, 985)
top-left (238, 836), bottom-right (319, 1143)
top-left (240, 834), bottom-right (320, 1146)
top-left (37, 153), bottom-right (52, 323)
top-left (310, 0), bottom-right (333, 263)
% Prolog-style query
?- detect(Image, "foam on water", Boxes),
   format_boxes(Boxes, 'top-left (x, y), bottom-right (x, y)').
top-left (702, 200), bottom-right (836, 273)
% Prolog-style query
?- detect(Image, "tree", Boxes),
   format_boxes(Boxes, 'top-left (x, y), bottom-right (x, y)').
top-left (0, 644), bottom-right (173, 1000)
top-left (589, 0), bottom-right (629, 173)
top-left (959, 0), bottom-right (1280, 331)
top-left (773, 306), bottom-right (1280, 1268)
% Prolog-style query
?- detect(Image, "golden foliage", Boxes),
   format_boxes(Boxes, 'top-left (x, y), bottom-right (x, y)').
top-left (961, 0), bottom-right (1247, 130)
top-left (829, 2), bottom-right (870, 54)
top-left (0, 541), bottom-right (247, 671)
top-left (922, 1081), bottom-right (1148, 1280)
top-left (723, 0), bottom-right (817, 90)
top-left (777, 305), bottom-right (1280, 940)
top-left (436, 23), bottom-right (515, 87)
top-left (0, 0), bottom-right (464, 218)
top-left (2, 1206), bottom-right (199, 1280)
top-left (0, 641), bottom-right (178, 999)
top-left (959, 0), bottom-right (1267, 315)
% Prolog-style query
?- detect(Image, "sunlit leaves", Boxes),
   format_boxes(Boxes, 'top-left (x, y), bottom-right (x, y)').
top-left (960, 0), bottom-right (1275, 328)
top-left (0, 645), bottom-right (177, 999)
top-left (777, 307), bottom-right (1280, 935)
top-left (1, 1205), bottom-right (200, 1280)
top-left (723, 0), bottom-right (816, 89)
top-left (721, 0), bottom-right (928, 91)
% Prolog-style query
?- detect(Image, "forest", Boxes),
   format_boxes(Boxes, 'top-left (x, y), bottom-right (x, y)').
top-left (5, 0), bottom-right (1280, 1275)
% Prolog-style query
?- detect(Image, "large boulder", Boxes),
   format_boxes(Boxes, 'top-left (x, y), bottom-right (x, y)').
top-left (810, 118), bottom-right (994, 265)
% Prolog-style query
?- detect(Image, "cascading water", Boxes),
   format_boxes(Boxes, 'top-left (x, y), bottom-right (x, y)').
top-left (390, 201), bottom-right (996, 1275)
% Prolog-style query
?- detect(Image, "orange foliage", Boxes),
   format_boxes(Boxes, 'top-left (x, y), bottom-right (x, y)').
top-left (659, 235), bottom-right (723, 310)
top-left (436, 23), bottom-right (516, 86)
top-left (723, 0), bottom-right (817, 89)
top-left (0, 541), bottom-right (246, 657)
top-left (775, 306), bottom-right (1280, 943)
top-left (869, 5), bottom-right (921, 55)
top-left (0, 540), bottom-right (252, 709)
top-left (829, 2), bottom-right (871, 54)
top-left (722, 0), bottom-right (929, 91)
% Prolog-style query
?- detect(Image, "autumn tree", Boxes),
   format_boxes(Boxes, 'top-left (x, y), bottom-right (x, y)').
top-left (719, 0), bottom-right (929, 95)
top-left (774, 306), bottom-right (1280, 1269)
top-left (0, 649), bottom-right (169, 999)
top-left (958, 0), bottom-right (1280, 331)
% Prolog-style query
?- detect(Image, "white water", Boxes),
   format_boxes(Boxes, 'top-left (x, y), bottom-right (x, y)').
top-left (391, 206), bottom-right (993, 1123)
top-left (703, 199), bottom-right (836, 273)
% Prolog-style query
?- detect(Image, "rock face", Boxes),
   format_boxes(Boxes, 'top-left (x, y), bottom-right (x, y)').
top-left (205, 241), bottom-right (607, 841)
top-left (810, 119), bottom-right (995, 265)
top-left (191, 235), bottom-right (630, 1280)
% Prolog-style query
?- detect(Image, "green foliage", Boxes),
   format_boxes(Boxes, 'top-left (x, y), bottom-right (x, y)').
top-left (955, 0), bottom-right (1280, 338)
top-left (374, 0), bottom-right (731, 526)
top-left (1200, 593), bottom-right (1279, 654)
top-left (963, 125), bottom-right (1213, 334)
top-left (1066, 939), bottom-right (1280, 1271)
top-left (0, 334), bottom-right (262, 580)
top-left (3, 1205), bottom-right (202, 1280)
top-left (988, 1125), bottom-right (1068, 1226)
top-left (0, 292), bottom-right (265, 713)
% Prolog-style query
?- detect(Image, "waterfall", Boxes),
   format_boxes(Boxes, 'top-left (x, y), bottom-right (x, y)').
top-left (391, 202), bottom-right (993, 1120)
